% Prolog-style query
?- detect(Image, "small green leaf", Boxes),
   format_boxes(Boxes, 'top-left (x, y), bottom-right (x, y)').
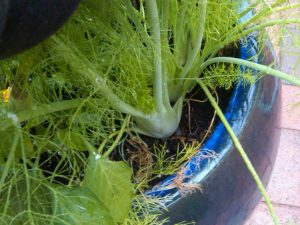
top-left (52, 186), bottom-right (114, 225)
top-left (83, 156), bottom-right (134, 224)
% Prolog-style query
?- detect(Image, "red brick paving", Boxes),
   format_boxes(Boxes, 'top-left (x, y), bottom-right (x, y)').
top-left (245, 83), bottom-right (300, 225)
top-left (281, 85), bottom-right (300, 130)
top-left (246, 202), bottom-right (300, 225)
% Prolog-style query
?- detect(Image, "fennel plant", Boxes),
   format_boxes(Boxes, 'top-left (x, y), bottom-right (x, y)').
top-left (49, 0), bottom-right (300, 138)
top-left (1, 0), bottom-right (300, 224)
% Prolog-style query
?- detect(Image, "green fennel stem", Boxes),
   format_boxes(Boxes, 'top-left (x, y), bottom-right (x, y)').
top-left (123, 1), bottom-right (151, 44)
top-left (201, 57), bottom-right (300, 86)
top-left (146, 0), bottom-right (165, 111)
top-left (261, 0), bottom-right (280, 18)
top-left (0, 130), bottom-right (19, 193)
top-left (88, 69), bottom-right (148, 118)
top-left (232, 1), bottom-right (288, 42)
top-left (19, 132), bottom-right (34, 224)
top-left (179, 0), bottom-right (207, 79)
top-left (161, 0), bottom-right (169, 46)
top-left (161, 0), bottom-right (171, 106)
top-left (102, 116), bottom-right (129, 158)
top-left (98, 130), bottom-right (120, 154)
top-left (174, 10), bottom-right (189, 67)
top-left (206, 18), bottom-right (300, 59)
top-left (0, 99), bottom-right (84, 131)
top-left (198, 79), bottom-right (279, 225)
top-left (243, 2), bottom-right (300, 28)
top-left (238, 0), bottom-right (261, 18)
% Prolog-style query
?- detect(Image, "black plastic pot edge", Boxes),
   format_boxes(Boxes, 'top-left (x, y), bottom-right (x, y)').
top-left (144, 25), bottom-right (281, 225)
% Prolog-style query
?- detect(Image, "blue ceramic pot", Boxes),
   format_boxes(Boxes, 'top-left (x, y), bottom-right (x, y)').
top-left (145, 27), bottom-right (281, 225)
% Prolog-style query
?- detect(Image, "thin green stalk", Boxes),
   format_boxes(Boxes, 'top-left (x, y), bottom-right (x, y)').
top-left (49, 154), bottom-right (68, 184)
top-left (146, 0), bottom-right (164, 111)
top-left (222, 2), bottom-right (300, 44)
top-left (0, 99), bottom-right (84, 131)
top-left (229, 1), bottom-right (284, 41)
top-left (206, 18), bottom-right (300, 59)
top-left (161, 0), bottom-right (169, 46)
top-left (19, 131), bottom-right (34, 225)
top-left (102, 116), bottom-right (130, 158)
top-left (200, 57), bottom-right (300, 86)
top-left (174, 8), bottom-right (188, 66)
top-left (161, 0), bottom-right (171, 106)
top-left (97, 128), bottom-right (131, 154)
top-left (261, 0), bottom-right (280, 19)
top-left (179, 0), bottom-right (207, 79)
top-left (0, 129), bottom-right (19, 192)
top-left (3, 172), bottom-right (14, 217)
top-left (97, 130), bottom-right (119, 155)
top-left (261, 1), bottom-right (300, 19)
top-left (197, 79), bottom-right (279, 225)
top-left (123, 1), bottom-right (151, 44)
top-left (162, 64), bottom-right (171, 106)
top-left (86, 68), bottom-right (148, 118)
top-left (238, 0), bottom-right (261, 18)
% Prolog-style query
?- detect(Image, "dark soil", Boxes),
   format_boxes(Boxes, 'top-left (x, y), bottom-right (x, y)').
top-left (111, 85), bottom-right (233, 186)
